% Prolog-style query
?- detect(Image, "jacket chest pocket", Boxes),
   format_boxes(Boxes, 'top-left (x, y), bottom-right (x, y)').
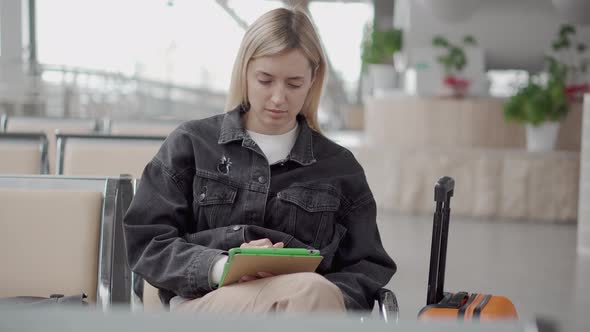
top-left (274, 187), bottom-right (340, 248)
top-left (193, 177), bottom-right (238, 228)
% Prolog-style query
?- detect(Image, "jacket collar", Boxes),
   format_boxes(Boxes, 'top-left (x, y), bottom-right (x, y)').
top-left (218, 105), bottom-right (316, 166)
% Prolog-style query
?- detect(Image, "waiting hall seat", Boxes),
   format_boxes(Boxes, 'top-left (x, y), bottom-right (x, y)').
top-left (106, 119), bottom-right (182, 137)
top-left (3, 116), bottom-right (98, 134)
top-left (0, 132), bottom-right (49, 174)
top-left (56, 133), bottom-right (166, 178)
top-left (0, 175), bottom-right (133, 310)
top-left (3, 116), bottom-right (98, 173)
top-left (134, 276), bottom-right (399, 322)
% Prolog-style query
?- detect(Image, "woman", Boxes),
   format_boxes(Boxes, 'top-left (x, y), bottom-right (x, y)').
top-left (123, 6), bottom-right (395, 314)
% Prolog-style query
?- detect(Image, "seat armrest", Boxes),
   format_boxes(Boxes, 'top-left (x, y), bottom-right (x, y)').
top-left (376, 288), bottom-right (399, 323)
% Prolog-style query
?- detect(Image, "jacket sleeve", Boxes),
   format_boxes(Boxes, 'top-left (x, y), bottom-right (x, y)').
top-left (123, 132), bottom-right (225, 298)
top-left (323, 195), bottom-right (396, 311)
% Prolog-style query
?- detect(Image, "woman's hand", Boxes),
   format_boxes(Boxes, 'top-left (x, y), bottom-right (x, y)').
top-left (240, 238), bottom-right (284, 249)
top-left (238, 238), bottom-right (284, 283)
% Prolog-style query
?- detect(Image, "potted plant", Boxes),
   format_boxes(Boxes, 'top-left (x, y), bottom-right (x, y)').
top-left (432, 35), bottom-right (477, 98)
top-left (360, 24), bottom-right (403, 96)
top-left (503, 56), bottom-right (569, 152)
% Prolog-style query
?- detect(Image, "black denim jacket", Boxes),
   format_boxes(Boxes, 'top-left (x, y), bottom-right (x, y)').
top-left (123, 107), bottom-right (396, 310)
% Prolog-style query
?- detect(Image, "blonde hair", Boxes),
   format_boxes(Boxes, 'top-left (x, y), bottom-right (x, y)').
top-left (225, 7), bottom-right (326, 132)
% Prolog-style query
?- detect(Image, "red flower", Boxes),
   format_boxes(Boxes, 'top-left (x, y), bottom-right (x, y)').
top-left (443, 75), bottom-right (470, 89)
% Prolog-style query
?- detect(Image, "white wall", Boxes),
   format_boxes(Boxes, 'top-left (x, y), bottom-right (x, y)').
top-left (395, 0), bottom-right (590, 72)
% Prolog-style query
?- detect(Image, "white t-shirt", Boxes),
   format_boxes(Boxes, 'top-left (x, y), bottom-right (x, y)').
top-left (246, 123), bottom-right (299, 165)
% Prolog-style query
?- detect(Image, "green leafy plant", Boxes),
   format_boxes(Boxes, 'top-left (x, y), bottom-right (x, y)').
top-left (432, 35), bottom-right (477, 75)
top-left (361, 24), bottom-right (403, 72)
top-left (503, 24), bottom-right (590, 126)
top-left (551, 24), bottom-right (589, 101)
top-left (552, 24), bottom-right (589, 74)
top-left (432, 35), bottom-right (477, 97)
top-left (504, 57), bottom-right (569, 126)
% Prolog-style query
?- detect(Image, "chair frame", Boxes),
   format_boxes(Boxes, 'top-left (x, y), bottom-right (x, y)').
top-left (55, 133), bottom-right (167, 175)
top-left (0, 114), bottom-right (7, 132)
top-left (376, 288), bottom-right (399, 323)
top-left (0, 132), bottom-right (50, 174)
top-left (0, 174), bottom-right (134, 310)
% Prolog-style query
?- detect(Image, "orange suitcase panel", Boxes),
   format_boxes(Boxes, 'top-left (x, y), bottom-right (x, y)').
top-left (419, 293), bottom-right (518, 321)
top-left (479, 295), bottom-right (519, 321)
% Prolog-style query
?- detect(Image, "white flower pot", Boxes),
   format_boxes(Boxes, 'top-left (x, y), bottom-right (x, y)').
top-left (525, 122), bottom-right (560, 152)
top-left (367, 64), bottom-right (397, 96)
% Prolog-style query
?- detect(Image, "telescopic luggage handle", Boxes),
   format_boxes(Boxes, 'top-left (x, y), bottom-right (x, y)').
top-left (427, 176), bottom-right (455, 306)
top-left (434, 176), bottom-right (455, 203)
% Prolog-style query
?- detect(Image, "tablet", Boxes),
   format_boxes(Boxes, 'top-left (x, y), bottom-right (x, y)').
top-left (218, 248), bottom-right (323, 287)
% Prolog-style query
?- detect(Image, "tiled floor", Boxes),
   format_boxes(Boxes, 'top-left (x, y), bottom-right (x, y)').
top-left (375, 209), bottom-right (590, 331)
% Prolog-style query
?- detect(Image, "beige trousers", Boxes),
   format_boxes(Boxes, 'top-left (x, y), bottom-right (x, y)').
top-left (172, 272), bottom-right (346, 314)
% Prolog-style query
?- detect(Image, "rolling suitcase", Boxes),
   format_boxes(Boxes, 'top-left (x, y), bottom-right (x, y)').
top-left (418, 176), bottom-right (519, 321)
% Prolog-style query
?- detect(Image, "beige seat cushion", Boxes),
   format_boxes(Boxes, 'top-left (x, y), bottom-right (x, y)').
top-left (143, 281), bottom-right (166, 312)
top-left (0, 141), bottom-right (42, 174)
top-left (0, 189), bottom-right (103, 302)
top-left (6, 118), bottom-right (96, 173)
top-left (62, 139), bottom-right (163, 178)
top-left (110, 121), bottom-right (178, 137)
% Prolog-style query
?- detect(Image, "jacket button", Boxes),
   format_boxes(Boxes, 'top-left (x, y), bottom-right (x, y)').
top-left (232, 225), bottom-right (241, 231)
top-left (198, 193), bottom-right (206, 202)
top-left (258, 176), bottom-right (267, 184)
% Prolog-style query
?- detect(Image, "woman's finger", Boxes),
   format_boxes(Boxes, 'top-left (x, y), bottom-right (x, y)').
top-left (240, 239), bottom-right (281, 249)
top-left (248, 238), bottom-right (273, 247)
top-left (256, 272), bottom-right (274, 278)
top-left (239, 275), bottom-right (257, 283)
